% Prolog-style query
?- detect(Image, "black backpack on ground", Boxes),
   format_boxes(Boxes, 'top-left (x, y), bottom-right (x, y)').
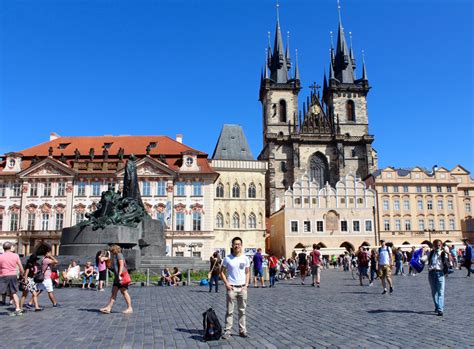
top-left (202, 308), bottom-right (222, 341)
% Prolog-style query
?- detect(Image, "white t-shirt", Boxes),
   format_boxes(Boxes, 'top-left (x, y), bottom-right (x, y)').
top-left (222, 254), bottom-right (250, 285)
top-left (379, 246), bottom-right (392, 266)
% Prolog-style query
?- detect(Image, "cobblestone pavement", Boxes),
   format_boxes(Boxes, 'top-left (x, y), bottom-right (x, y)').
top-left (0, 269), bottom-right (472, 349)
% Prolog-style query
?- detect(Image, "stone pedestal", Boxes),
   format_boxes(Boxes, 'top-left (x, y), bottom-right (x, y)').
top-left (59, 216), bottom-right (165, 270)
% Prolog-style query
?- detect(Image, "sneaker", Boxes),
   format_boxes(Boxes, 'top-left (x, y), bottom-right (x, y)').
top-left (239, 332), bottom-right (249, 338)
top-left (369, 282), bottom-right (373, 287)
top-left (317, 284), bottom-right (320, 288)
top-left (389, 286), bottom-right (393, 294)
top-left (311, 283), bottom-right (315, 287)
top-left (53, 303), bottom-right (62, 308)
top-left (221, 331), bottom-right (231, 340)
top-left (437, 311), bottom-right (443, 317)
top-left (9, 310), bottom-right (23, 317)
top-left (35, 307), bottom-right (44, 312)
top-left (382, 289), bottom-right (387, 295)
top-left (24, 304), bottom-right (33, 309)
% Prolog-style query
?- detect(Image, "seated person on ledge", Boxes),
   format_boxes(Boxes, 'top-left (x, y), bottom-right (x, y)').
top-left (82, 261), bottom-right (95, 289)
top-left (61, 260), bottom-right (80, 286)
top-left (171, 267), bottom-right (182, 286)
top-left (160, 268), bottom-right (172, 286)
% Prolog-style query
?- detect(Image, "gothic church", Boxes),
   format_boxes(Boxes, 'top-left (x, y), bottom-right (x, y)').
top-left (258, 5), bottom-right (378, 215)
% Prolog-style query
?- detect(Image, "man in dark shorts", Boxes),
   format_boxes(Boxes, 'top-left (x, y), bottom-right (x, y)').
top-left (0, 242), bottom-right (24, 316)
top-left (298, 249), bottom-right (308, 285)
top-left (252, 248), bottom-right (266, 288)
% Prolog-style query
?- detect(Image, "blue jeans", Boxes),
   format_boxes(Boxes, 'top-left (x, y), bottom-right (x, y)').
top-left (209, 274), bottom-right (219, 292)
top-left (82, 275), bottom-right (94, 285)
top-left (428, 271), bottom-right (445, 312)
top-left (269, 267), bottom-right (277, 286)
top-left (370, 267), bottom-right (377, 282)
top-left (395, 260), bottom-right (403, 275)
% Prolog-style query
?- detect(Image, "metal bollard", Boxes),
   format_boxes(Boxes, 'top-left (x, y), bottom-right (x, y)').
top-left (187, 268), bottom-right (191, 286)
top-left (146, 268), bottom-right (150, 287)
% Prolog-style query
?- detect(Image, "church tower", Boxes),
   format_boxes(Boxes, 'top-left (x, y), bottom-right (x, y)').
top-left (259, 4), bottom-right (301, 215)
top-left (260, 2), bottom-right (377, 216)
top-left (323, 3), bottom-right (376, 180)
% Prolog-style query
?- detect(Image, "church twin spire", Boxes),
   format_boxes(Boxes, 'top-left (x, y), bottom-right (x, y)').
top-left (263, 2), bottom-right (299, 85)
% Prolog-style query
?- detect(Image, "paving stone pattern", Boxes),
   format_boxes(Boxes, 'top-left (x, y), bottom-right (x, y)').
top-left (0, 269), bottom-right (472, 349)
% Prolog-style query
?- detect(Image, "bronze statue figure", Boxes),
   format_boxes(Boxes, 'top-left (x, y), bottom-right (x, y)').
top-left (80, 154), bottom-right (146, 230)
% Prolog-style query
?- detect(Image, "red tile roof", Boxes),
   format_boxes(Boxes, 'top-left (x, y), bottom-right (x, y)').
top-left (17, 135), bottom-right (204, 157)
top-left (1, 135), bottom-right (216, 175)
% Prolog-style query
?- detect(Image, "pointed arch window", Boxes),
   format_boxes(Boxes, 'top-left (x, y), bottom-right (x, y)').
top-left (248, 183), bottom-right (256, 198)
top-left (232, 183), bottom-right (240, 198)
top-left (232, 213), bottom-right (240, 229)
top-left (346, 100), bottom-right (356, 121)
top-left (216, 213), bottom-right (224, 228)
top-left (216, 183), bottom-right (224, 198)
top-left (279, 99), bottom-right (287, 123)
top-left (309, 152), bottom-right (329, 188)
top-left (249, 213), bottom-right (257, 229)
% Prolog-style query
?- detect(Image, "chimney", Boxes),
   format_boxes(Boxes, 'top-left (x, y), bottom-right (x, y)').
top-left (176, 134), bottom-right (183, 144)
top-left (50, 132), bottom-right (60, 141)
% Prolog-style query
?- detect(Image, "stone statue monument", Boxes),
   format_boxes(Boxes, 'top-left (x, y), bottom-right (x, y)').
top-left (59, 155), bottom-right (165, 269)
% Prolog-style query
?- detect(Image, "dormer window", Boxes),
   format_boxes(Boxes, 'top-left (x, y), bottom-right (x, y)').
top-left (58, 143), bottom-right (70, 149)
top-left (185, 157), bottom-right (193, 166)
top-left (103, 143), bottom-right (113, 149)
top-left (149, 142), bottom-right (157, 148)
top-left (8, 159), bottom-right (15, 168)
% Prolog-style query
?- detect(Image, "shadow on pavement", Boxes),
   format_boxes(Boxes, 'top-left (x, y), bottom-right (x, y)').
top-left (77, 308), bottom-right (106, 313)
top-left (175, 328), bottom-right (204, 342)
top-left (341, 291), bottom-right (372, 294)
top-left (367, 309), bottom-right (436, 315)
top-left (175, 328), bottom-right (202, 334)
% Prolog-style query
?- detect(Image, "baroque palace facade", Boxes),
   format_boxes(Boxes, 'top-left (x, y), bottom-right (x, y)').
top-left (0, 133), bottom-right (221, 257)
top-left (365, 166), bottom-right (474, 246)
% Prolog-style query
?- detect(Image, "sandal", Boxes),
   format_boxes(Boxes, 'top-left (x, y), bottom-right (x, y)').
top-left (122, 309), bottom-right (133, 314)
top-left (100, 308), bottom-right (111, 314)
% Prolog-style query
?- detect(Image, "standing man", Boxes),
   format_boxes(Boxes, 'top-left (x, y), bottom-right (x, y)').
top-left (394, 248), bottom-right (404, 276)
top-left (252, 248), bottom-right (266, 288)
top-left (298, 249), bottom-right (308, 285)
top-left (209, 251), bottom-right (221, 293)
top-left (377, 240), bottom-right (393, 294)
top-left (42, 249), bottom-right (61, 307)
top-left (220, 237), bottom-right (250, 339)
top-left (310, 244), bottom-right (322, 287)
top-left (462, 239), bottom-right (473, 277)
top-left (0, 242), bottom-right (24, 316)
top-left (356, 246), bottom-right (370, 286)
top-left (427, 239), bottom-right (450, 316)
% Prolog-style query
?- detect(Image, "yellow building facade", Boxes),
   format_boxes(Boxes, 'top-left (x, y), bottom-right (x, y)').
top-left (365, 166), bottom-right (470, 246)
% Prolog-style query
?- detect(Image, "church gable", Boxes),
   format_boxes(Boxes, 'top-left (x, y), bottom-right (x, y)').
top-left (117, 157), bottom-right (175, 177)
top-left (19, 158), bottom-right (75, 179)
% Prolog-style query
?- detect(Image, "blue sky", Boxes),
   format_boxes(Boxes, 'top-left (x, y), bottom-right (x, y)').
top-left (0, 0), bottom-right (472, 171)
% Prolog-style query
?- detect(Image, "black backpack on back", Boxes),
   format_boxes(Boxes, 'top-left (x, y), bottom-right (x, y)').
top-left (202, 308), bottom-right (222, 341)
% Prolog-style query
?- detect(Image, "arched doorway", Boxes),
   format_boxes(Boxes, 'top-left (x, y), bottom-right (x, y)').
top-left (340, 241), bottom-right (355, 252)
top-left (402, 241), bottom-right (411, 245)
top-left (421, 240), bottom-right (433, 248)
top-left (294, 243), bottom-right (305, 249)
top-left (309, 152), bottom-right (329, 188)
top-left (316, 242), bottom-right (327, 249)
